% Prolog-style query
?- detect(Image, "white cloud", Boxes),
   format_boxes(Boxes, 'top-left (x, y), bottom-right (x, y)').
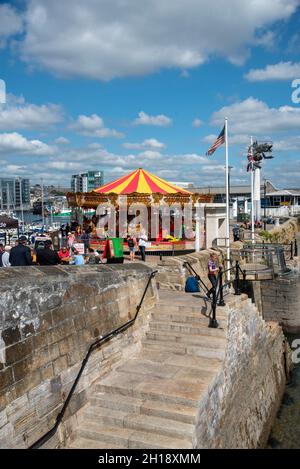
top-left (138, 150), bottom-right (162, 159)
top-left (192, 118), bottom-right (203, 128)
top-left (0, 4), bottom-right (23, 47)
top-left (0, 132), bottom-right (56, 155)
top-left (54, 136), bottom-right (69, 144)
top-left (123, 138), bottom-right (166, 150)
top-left (245, 61), bottom-right (300, 81)
top-left (69, 113), bottom-right (124, 138)
top-left (133, 111), bottom-right (172, 127)
top-left (211, 97), bottom-right (300, 135)
top-left (0, 94), bottom-right (63, 130)
top-left (16, 0), bottom-right (299, 80)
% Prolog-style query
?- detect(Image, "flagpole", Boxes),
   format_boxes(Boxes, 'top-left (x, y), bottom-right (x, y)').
top-left (250, 136), bottom-right (255, 244)
top-left (225, 118), bottom-right (230, 282)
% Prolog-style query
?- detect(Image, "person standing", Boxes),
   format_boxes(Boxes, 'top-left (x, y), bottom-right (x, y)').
top-left (81, 229), bottom-right (90, 254)
top-left (9, 236), bottom-right (32, 266)
top-left (233, 224), bottom-right (240, 242)
top-left (127, 234), bottom-right (137, 261)
top-left (36, 240), bottom-right (61, 265)
top-left (67, 232), bottom-right (75, 250)
top-left (1, 246), bottom-right (11, 267)
top-left (206, 253), bottom-right (219, 299)
top-left (0, 244), bottom-right (5, 267)
top-left (138, 231), bottom-right (148, 262)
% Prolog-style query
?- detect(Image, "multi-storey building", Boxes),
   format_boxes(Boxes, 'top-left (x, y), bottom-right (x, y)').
top-left (0, 177), bottom-right (31, 211)
top-left (71, 171), bottom-right (104, 192)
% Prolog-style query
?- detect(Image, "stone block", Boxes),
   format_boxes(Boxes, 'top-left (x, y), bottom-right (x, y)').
top-left (0, 367), bottom-right (14, 392)
top-left (1, 326), bottom-right (21, 347)
top-left (53, 355), bottom-right (68, 375)
top-left (5, 337), bottom-right (33, 366)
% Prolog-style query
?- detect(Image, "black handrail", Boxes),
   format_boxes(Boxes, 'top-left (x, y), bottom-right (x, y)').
top-left (29, 269), bottom-right (158, 449)
top-left (209, 261), bottom-right (247, 328)
top-left (183, 261), bottom-right (210, 293)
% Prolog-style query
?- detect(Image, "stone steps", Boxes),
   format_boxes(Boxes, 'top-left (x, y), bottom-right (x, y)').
top-left (95, 377), bottom-right (207, 407)
top-left (151, 310), bottom-right (226, 327)
top-left (90, 392), bottom-right (196, 424)
top-left (74, 421), bottom-right (192, 449)
top-left (66, 289), bottom-right (227, 449)
top-left (82, 405), bottom-right (194, 440)
top-left (149, 320), bottom-right (226, 337)
top-left (142, 339), bottom-right (226, 360)
top-left (145, 330), bottom-right (226, 348)
top-left (68, 437), bottom-right (120, 449)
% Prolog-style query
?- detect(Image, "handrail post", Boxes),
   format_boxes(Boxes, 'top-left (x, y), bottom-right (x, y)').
top-left (209, 272), bottom-right (219, 328)
top-left (217, 267), bottom-right (225, 306)
top-left (234, 260), bottom-right (241, 295)
top-left (243, 269), bottom-right (247, 291)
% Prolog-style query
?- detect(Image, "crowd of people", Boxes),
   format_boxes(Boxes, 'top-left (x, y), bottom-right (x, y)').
top-left (0, 235), bottom-right (102, 268)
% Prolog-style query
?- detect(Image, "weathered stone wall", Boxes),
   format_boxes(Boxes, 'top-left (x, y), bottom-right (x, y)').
top-left (156, 249), bottom-right (223, 291)
top-left (259, 275), bottom-right (300, 334)
top-left (0, 264), bottom-right (157, 448)
top-left (268, 217), bottom-right (300, 244)
top-left (194, 295), bottom-right (289, 448)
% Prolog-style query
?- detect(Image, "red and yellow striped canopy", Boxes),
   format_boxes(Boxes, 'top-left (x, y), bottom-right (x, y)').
top-left (93, 168), bottom-right (191, 195)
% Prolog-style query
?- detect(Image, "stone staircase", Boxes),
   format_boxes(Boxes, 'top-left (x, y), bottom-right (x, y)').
top-left (67, 290), bottom-right (228, 449)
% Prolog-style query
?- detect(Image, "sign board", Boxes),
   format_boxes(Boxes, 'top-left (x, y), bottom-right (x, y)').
top-left (0, 215), bottom-right (19, 229)
top-left (73, 243), bottom-right (85, 254)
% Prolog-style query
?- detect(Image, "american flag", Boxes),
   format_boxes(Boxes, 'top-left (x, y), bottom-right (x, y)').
top-left (206, 125), bottom-right (225, 156)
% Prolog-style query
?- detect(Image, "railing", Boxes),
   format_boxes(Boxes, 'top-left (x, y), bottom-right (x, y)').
top-left (29, 269), bottom-right (158, 449)
top-left (241, 240), bottom-right (298, 261)
top-left (184, 260), bottom-right (246, 329)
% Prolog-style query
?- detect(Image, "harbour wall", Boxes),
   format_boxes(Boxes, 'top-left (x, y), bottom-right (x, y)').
top-left (0, 264), bottom-right (157, 448)
top-left (194, 295), bottom-right (289, 448)
top-left (268, 217), bottom-right (299, 244)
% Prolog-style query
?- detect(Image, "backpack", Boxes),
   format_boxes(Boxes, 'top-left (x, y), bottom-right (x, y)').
top-left (185, 276), bottom-right (200, 293)
top-left (127, 238), bottom-right (135, 248)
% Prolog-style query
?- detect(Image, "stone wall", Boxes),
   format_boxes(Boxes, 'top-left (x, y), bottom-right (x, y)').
top-left (0, 264), bottom-right (157, 448)
top-left (194, 295), bottom-right (289, 448)
top-left (268, 217), bottom-right (300, 244)
top-left (259, 275), bottom-right (300, 334)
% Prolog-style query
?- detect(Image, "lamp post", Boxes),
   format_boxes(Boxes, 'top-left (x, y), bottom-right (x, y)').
top-left (263, 178), bottom-right (267, 231)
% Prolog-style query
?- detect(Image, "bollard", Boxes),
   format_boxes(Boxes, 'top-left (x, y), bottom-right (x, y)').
top-left (209, 284), bottom-right (219, 328)
top-left (243, 269), bottom-right (247, 292)
top-left (234, 260), bottom-right (241, 295)
top-left (217, 267), bottom-right (226, 306)
top-left (291, 241), bottom-right (294, 260)
top-left (295, 239), bottom-right (298, 257)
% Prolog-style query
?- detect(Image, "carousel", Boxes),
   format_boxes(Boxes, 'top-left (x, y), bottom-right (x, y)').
top-left (67, 168), bottom-right (213, 253)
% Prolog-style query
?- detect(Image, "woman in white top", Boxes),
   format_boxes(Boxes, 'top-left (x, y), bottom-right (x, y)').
top-left (138, 231), bottom-right (148, 262)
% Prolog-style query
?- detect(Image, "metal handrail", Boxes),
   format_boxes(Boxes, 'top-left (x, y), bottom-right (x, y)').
top-left (183, 261), bottom-right (210, 293)
top-left (183, 260), bottom-right (246, 329)
top-left (29, 269), bottom-right (158, 449)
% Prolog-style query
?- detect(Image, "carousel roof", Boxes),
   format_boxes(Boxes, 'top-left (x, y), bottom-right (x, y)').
top-left (93, 168), bottom-right (191, 195)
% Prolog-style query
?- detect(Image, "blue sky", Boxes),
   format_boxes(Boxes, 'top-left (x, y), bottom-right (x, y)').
top-left (1, 0), bottom-right (300, 188)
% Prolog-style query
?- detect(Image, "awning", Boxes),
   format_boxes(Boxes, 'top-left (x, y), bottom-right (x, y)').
top-left (0, 215), bottom-right (19, 229)
top-left (93, 168), bottom-right (191, 195)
